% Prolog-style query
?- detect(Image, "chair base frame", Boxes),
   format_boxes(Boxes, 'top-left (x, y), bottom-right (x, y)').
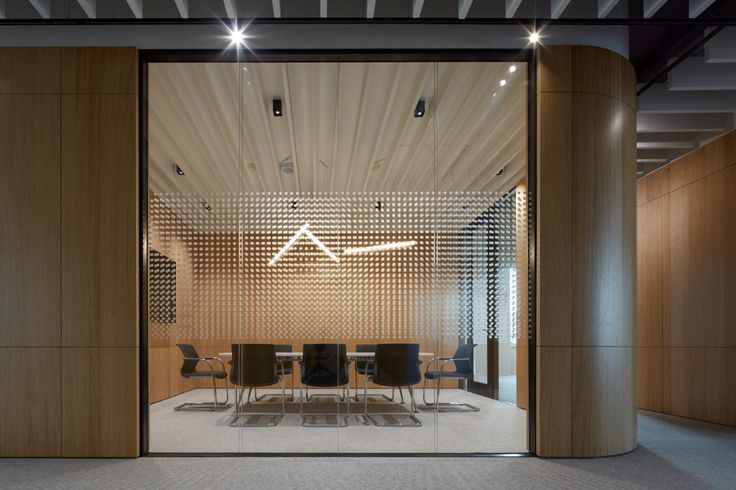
top-left (421, 377), bottom-right (480, 412)
top-left (174, 375), bottom-right (231, 411)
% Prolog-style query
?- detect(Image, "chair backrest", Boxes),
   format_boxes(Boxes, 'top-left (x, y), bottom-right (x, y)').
top-left (230, 344), bottom-right (278, 387)
top-left (452, 343), bottom-right (476, 375)
top-left (176, 343), bottom-right (201, 377)
top-left (372, 343), bottom-right (421, 386)
top-left (355, 343), bottom-right (376, 371)
top-left (300, 344), bottom-right (349, 387)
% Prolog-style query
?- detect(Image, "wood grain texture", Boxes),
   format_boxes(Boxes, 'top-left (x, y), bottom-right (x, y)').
top-left (537, 45), bottom-right (637, 456)
top-left (668, 165), bottom-right (736, 348)
top-left (637, 347), bottom-right (663, 412)
top-left (571, 346), bottom-right (636, 456)
top-left (536, 346), bottom-right (572, 457)
top-left (61, 48), bottom-right (137, 94)
top-left (61, 347), bottom-right (139, 457)
top-left (0, 95), bottom-right (61, 346)
top-left (636, 196), bottom-right (669, 348)
top-left (0, 348), bottom-right (61, 456)
top-left (61, 94), bottom-right (138, 347)
top-left (663, 347), bottom-right (736, 427)
top-left (0, 48), bottom-right (61, 93)
top-left (637, 130), bottom-right (736, 427)
top-left (571, 94), bottom-right (636, 347)
top-left (536, 92), bottom-right (572, 347)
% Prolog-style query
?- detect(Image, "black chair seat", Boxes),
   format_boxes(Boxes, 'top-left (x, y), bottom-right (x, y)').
top-left (424, 370), bottom-right (471, 380)
top-left (183, 370), bottom-right (227, 379)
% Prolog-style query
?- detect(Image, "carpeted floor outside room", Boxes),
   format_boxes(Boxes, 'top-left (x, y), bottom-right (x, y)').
top-left (0, 410), bottom-right (734, 489)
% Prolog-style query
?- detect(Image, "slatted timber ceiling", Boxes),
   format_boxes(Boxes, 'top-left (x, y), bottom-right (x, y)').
top-left (148, 61), bottom-right (527, 196)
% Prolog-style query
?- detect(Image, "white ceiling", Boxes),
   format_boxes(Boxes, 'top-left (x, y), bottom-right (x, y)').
top-left (148, 60), bottom-right (528, 196)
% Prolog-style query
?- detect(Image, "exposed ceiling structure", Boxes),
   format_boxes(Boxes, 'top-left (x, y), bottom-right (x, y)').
top-left (148, 61), bottom-right (527, 196)
top-left (0, 0), bottom-right (726, 21)
top-left (635, 26), bottom-right (736, 175)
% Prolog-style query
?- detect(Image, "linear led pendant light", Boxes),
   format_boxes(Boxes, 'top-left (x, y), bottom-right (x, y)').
top-left (268, 223), bottom-right (339, 266)
top-left (344, 240), bottom-right (417, 255)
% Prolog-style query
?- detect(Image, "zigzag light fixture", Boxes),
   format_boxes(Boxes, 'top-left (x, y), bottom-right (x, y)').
top-left (343, 240), bottom-right (417, 255)
top-left (268, 223), bottom-right (339, 266)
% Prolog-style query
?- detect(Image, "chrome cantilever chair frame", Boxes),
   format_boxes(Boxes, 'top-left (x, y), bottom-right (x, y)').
top-left (174, 356), bottom-right (233, 412)
top-left (364, 370), bottom-right (421, 427)
top-left (420, 357), bottom-right (480, 412)
top-left (230, 360), bottom-right (287, 428)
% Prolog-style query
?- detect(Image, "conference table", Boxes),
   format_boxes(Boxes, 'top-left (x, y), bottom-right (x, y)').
top-left (217, 351), bottom-right (435, 359)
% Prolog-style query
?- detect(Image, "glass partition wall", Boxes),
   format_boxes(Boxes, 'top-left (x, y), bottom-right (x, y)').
top-left (146, 58), bottom-right (529, 454)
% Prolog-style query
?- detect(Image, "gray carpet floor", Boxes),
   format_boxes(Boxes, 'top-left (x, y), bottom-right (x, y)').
top-left (1, 410), bottom-right (734, 489)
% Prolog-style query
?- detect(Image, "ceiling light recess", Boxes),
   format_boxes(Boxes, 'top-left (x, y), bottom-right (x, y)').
top-left (414, 100), bottom-right (425, 118)
top-left (175, 164), bottom-right (185, 176)
top-left (344, 241), bottom-right (417, 255)
top-left (272, 98), bottom-right (283, 117)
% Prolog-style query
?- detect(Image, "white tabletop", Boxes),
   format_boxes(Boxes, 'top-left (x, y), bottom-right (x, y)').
top-left (217, 351), bottom-right (434, 358)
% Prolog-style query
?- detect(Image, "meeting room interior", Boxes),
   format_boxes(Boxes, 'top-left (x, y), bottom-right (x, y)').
top-left (146, 58), bottom-right (530, 454)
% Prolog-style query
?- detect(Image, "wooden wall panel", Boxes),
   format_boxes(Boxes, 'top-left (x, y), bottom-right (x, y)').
top-left (0, 47), bottom-right (61, 93)
top-left (637, 347), bottom-right (663, 412)
top-left (0, 348), bottom-right (61, 456)
top-left (536, 346), bottom-right (572, 456)
top-left (61, 347), bottom-right (139, 457)
top-left (637, 131), bottom-right (736, 427)
top-left (537, 45), bottom-right (637, 457)
top-left (536, 92), bottom-right (573, 347)
top-left (61, 93), bottom-right (138, 347)
top-left (571, 347), bottom-right (636, 456)
top-left (61, 47), bottom-right (137, 95)
top-left (571, 93), bottom-right (636, 347)
top-left (0, 95), bottom-right (61, 347)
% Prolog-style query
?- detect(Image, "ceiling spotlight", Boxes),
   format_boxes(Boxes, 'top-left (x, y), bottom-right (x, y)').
top-left (492, 92), bottom-right (497, 97)
top-left (227, 24), bottom-right (247, 48)
top-left (272, 98), bottom-right (283, 117)
top-left (496, 167), bottom-right (505, 176)
top-left (203, 202), bottom-right (212, 212)
top-left (529, 31), bottom-right (540, 44)
top-left (499, 79), bottom-right (507, 87)
top-left (414, 99), bottom-right (425, 118)
top-left (509, 65), bottom-right (517, 73)
top-left (175, 164), bottom-right (185, 176)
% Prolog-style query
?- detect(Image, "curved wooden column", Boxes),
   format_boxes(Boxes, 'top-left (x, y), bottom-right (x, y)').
top-left (536, 45), bottom-right (637, 457)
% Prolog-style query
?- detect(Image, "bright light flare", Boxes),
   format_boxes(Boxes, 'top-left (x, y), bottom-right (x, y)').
top-left (529, 31), bottom-right (541, 44)
top-left (227, 24), bottom-right (247, 48)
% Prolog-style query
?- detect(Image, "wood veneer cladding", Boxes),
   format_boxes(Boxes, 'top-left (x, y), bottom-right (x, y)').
top-left (0, 48), bottom-right (61, 93)
top-left (536, 346), bottom-right (572, 456)
top-left (571, 94), bottom-right (636, 347)
top-left (61, 48), bottom-right (137, 94)
top-left (61, 94), bottom-right (138, 347)
top-left (636, 131), bottom-right (736, 426)
top-left (0, 348), bottom-right (61, 456)
top-left (536, 45), bottom-right (637, 456)
top-left (536, 92), bottom-right (572, 347)
top-left (0, 95), bottom-right (61, 346)
top-left (537, 45), bottom-right (636, 109)
top-left (61, 347), bottom-right (139, 457)
top-left (571, 347), bottom-right (636, 456)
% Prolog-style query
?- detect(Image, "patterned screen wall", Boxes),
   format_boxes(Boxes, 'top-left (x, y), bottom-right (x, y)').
top-left (148, 190), bottom-right (526, 342)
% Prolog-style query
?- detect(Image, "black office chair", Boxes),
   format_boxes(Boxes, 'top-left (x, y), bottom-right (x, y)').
top-left (366, 343), bottom-right (422, 426)
top-left (353, 344), bottom-right (401, 402)
top-left (174, 343), bottom-right (231, 411)
top-left (299, 343), bottom-right (351, 426)
top-left (254, 344), bottom-right (295, 402)
top-left (422, 343), bottom-right (480, 412)
top-left (229, 343), bottom-right (286, 427)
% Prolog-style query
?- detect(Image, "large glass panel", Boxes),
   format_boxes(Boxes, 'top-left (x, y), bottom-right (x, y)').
top-left (146, 58), bottom-right (528, 454)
